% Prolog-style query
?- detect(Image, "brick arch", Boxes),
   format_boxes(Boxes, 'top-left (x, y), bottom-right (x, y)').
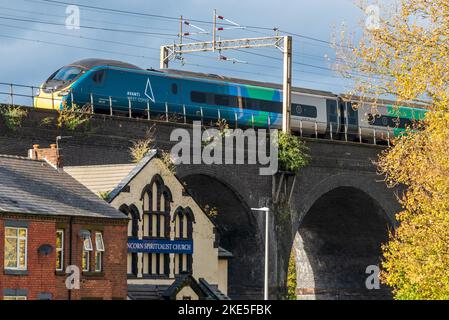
top-left (178, 172), bottom-right (265, 300)
top-left (292, 185), bottom-right (394, 300)
top-left (295, 172), bottom-right (398, 230)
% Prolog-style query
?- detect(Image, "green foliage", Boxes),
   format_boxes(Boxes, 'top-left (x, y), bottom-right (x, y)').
top-left (286, 249), bottom-right (297, 300)
top-left (129, 125), bottom-right (156, 163)
top-left (277, 132), bottom-right (310, 172)
top-left (0, 105), bottom-right (28, 131)
top-left (160, 150), bottom-right (176, 174)
top-left (98, 191), bottom-right (111, 201)
top-left (202, 204), bottom-right (219, 218)
top-left (57, 103), bottom-right (91, 131)
top-left (40, 116), bottom-right (55, 127)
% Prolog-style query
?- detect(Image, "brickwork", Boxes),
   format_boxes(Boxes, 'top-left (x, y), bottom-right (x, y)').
top-left (0, 214), bottom-right (127, 300)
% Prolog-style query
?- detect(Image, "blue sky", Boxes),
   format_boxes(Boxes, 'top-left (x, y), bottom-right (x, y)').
top-left (0, 0), bottom-right (372, 100)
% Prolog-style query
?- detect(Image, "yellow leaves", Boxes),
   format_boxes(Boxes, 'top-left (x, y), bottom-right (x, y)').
top-left (379, 111), bottom-right (449, 299)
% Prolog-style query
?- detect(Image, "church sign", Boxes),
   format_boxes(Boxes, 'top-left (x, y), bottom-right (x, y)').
top-left (127, 239), bottom-right (193, 254)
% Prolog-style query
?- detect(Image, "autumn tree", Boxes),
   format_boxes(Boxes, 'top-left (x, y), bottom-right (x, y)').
top-left (335, 0), bottom-right (449, 299)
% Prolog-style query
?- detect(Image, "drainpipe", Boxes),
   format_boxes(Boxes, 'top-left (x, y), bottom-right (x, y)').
top-left (68, 216), bottom-right (73, 300)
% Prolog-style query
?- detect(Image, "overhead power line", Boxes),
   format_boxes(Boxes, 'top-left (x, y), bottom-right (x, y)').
top-left (0, 16), bottom-right (178, 37)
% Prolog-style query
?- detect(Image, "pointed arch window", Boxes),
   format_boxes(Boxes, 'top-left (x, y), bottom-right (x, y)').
top-left (119, 204), bottom-right (140, 277)
top-left (173, 206), bottom-right (195, 275)
top-left (140, 175), bottom-right (172, 277)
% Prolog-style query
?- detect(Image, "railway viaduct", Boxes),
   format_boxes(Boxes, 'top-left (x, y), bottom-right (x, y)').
top-left (0, 108), bottom-right (401, 300)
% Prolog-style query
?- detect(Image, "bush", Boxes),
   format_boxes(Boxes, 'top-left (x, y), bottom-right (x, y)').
top-left (0, 105), bottom-right (28, 131)
top-left (277, 132), bottom-right (310, 172)
top-left (57, 103), bottom-right (91, 131)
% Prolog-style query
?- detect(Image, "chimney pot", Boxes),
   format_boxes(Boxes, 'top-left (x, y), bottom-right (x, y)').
top-left (50, 144), bottom-right (57, 149)
top-left (33, 144), bottom-right (40, 150)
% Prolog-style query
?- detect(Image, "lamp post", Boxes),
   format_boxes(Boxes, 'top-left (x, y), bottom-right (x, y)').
top-left (251, 207), bottom-right (270, 300)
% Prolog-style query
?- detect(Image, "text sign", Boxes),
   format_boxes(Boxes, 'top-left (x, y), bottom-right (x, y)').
top-left (128, 239), bottom-right (193, 254)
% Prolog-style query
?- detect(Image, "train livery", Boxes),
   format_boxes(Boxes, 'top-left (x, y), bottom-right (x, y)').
top-left (34, 58), bottom-right (427, 141)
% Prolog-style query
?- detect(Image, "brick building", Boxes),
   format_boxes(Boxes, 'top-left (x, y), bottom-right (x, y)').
top-left (0, 145), bottom-right (128, 300)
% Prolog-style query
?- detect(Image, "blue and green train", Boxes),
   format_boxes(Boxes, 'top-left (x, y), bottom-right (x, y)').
top-left (34, 58), bottom-right (427, 140)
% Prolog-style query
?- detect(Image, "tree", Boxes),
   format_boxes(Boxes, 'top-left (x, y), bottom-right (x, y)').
top-left (286, 248), bottom-right (297, 300)
top-left (335, 0), bottom-right (449, 299)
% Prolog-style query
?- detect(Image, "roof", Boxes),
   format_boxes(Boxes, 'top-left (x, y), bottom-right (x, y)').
top-left (69, 58), bottom-right (142, 70)
top-left (127, 284), bottom-right (170, 300)
top-left (0, 154), bottom-right (126, 219)
top-left (107, 150), bottom-right (158, 202)
top-left (65, 163), bottom-right (135, 195)
top-left (127, 274), bottom-right (230, 300)
top-left (161, 69), bottom-right (337, 98)
top-left (198, 278), bottom-right (231, 300)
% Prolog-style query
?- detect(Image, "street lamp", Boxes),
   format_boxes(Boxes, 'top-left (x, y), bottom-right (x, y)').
top-left (251, 207), bottom-right (270, 300)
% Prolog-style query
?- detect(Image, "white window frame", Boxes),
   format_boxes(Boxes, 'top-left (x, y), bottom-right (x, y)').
top-left (56, 229), bottom-right (64, 272)
top-left (83, 234), bottom-right (93, 252)
top-left (4, 227), bottom-right (27, 271)
top-left (94, 251), bottom-right (102, 272)
top-left (95, 232), bottom-right (104, 252)
top-left (94, 232), bottom-right (104, 272)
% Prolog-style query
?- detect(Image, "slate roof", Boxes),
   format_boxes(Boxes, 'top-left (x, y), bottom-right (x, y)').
top-left (0, 154), bottom-right (126, 219)
top-left (127, 284), bottom-right (170, 300)
top-left (107, 150), bottom-right (157, 202)
top-left (127, 274), bottom-right (230, 300)
top-left (65, 163), bottom-right (135, 194)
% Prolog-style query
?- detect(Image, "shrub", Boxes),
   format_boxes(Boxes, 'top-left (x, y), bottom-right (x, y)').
top-left (277, 132), bottom-right (310, 172)
top-left (0, 105), bottom-right (28, 131)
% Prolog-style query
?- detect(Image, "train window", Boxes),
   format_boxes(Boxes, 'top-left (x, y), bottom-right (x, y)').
top-left (242, 97), bottom-right (281, 113)
top-left (92, 70), bottom-right (105, 84)
top-left (50, 66), bottom-right (82, 82)
top-left (291, 104), bottom-right (317, 118)
top-left (172, 84), bottom-right (178, 95)
top-left (368, 114), bottom-right (416, 129)
top-left (214, 94), bottom-right (230, 106)
top-left (191, 91), bottom-right (206, 104)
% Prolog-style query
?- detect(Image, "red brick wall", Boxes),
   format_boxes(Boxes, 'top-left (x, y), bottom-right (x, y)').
top-left (54, 220), bottom-right (128, 300)
top-left (1, 215), bottom-right (128, 300)
top-left (0, 217), bottom-right (57, 300)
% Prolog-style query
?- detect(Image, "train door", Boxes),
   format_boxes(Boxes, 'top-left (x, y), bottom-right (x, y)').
top-left (344, 101), bottom-right (359, 136)
top-left (326, 99), bottom-right (340, 137)
top-left (90, 69), bottom-right (108, 111)
top-left (165, 77), bottom-right (183, 120)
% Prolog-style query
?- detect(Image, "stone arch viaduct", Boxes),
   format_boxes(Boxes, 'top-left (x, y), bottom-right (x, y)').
top-left (0, 109), bottom-right (402, 299)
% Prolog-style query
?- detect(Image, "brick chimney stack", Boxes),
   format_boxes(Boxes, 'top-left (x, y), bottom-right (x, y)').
top-left (28, 144), bottom-right (63, 171)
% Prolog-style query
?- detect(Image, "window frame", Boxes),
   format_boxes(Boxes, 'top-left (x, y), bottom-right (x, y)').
top-left (94, 251), bottom-right (102, 272)
top-left (82, 249), bottom-right (90, 272)
top-left (56, 229), bottom-right (64, 272)
top-left (95, 232), bottom-right (105, 252)
top-left (94, 232), bottom-right (104, 273)
top-left (4, 227), bottom-right (28, 271)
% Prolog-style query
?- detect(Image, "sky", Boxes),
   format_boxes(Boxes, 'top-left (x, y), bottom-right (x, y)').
top-left (0, 0), bottom-right (380, 103)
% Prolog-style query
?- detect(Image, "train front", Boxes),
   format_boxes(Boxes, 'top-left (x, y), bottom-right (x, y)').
top-left (34, 63), bottom-right (86, 110)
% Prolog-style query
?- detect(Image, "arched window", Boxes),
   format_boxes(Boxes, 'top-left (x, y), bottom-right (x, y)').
top-left (119, 204), bottom-right (140, 277)
top-left (140, 175), bottom-right (172, 277)
top-left (173, 206), bottom-right (195, 274)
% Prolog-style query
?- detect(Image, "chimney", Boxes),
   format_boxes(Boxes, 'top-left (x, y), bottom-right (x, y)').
top-left (28, 143), bottom-right (63, 171)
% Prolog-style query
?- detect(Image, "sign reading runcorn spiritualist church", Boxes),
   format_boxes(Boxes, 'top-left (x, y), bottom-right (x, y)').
top-left (128, 239), bottom-right (194, 254)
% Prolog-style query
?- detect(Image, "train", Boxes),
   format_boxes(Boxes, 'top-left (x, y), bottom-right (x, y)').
top-left (34, 58), bottom-right (428, 141)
